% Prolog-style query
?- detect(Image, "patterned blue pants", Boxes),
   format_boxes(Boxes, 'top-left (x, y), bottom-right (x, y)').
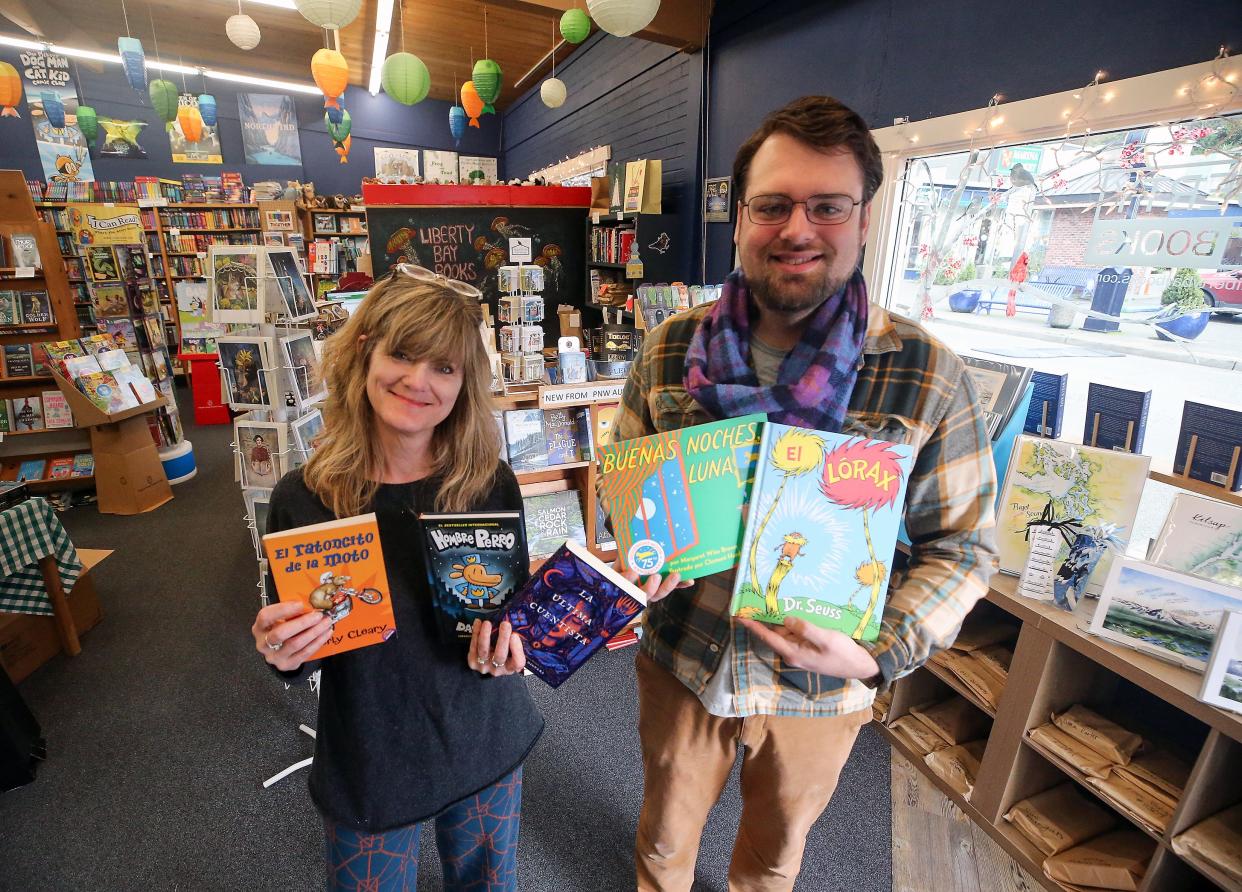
top-left (324, 767), bottom-right (522, 892)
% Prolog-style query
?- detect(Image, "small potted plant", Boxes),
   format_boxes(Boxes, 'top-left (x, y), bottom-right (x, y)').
top-left (947, 262), bottom-right (982, 313)
top-left (1155, 268), bottom-right (1212, 341)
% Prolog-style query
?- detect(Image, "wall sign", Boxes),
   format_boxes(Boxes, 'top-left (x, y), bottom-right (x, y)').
top-left (704, 176), bottom-right (732, 223)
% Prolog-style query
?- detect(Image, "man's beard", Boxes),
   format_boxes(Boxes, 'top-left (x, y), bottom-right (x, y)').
top-left (748, 257), bottom-right (853, 317)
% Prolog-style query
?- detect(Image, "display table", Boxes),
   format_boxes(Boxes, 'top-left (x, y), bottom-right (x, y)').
top-left (0, 498), bottom-right (83, 657)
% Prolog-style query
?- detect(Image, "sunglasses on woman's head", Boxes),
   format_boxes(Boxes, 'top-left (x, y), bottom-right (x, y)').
top-left (385, 263), bottom-right (483, 299)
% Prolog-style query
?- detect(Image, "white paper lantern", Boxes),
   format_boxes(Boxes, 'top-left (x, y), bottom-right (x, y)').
top-left (294, 0), bottom-right (362, 30)
top-left (540, 77), bottom-right (567, 109)
top-left (585, 0), bottom-right (660, 37)
top-left (226, 14), bottom-right (261, 50)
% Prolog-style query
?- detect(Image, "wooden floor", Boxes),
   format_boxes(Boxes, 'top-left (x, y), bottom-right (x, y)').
top-left (891, 753), bottom-right (1041, 892)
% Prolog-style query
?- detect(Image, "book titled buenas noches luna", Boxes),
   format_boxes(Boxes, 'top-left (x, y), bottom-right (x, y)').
top-left (729, 423), bottom-right (914, 642)
top-left (262, 513), bottom-right (396, 659)
top-left (501, 539), bottom-right (647, 688)
top-left (596, 413), bottom-right (764, 580)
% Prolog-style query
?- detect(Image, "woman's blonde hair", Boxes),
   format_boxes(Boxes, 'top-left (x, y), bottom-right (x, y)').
top-left (303, 274), bottom-right (500, 517)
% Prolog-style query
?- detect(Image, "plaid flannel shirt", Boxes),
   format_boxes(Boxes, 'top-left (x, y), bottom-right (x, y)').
top-left (614, 301), bottom-right (999, 717)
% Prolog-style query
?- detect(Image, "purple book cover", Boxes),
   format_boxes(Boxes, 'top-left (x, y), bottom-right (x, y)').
top-left (501, 539), bottom-right (647, 688)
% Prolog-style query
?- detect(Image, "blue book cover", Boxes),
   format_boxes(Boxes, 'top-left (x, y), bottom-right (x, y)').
top-left (542, 407), bottom-right (586, 465)
top-left (730, 423), bottom-right (914, 641)
top-left (503, 408), bottom-right (548, 472)
top-left (17, 458), bottom-right (46, 482)
top-left (501, 539), bottom-right (647, 688)
top-left (418, 512), bottom-right (529, 644)
top-left (1084, 383), bottom-right (1150, 453)
top-left (1024, 371), bottom-right (1068, 438)
top-left (1174, 401), bottom-right (1242, 493)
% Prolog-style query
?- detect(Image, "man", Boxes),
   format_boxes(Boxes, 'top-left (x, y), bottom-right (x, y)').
top-left (613, 96), bottom-right (998, 891)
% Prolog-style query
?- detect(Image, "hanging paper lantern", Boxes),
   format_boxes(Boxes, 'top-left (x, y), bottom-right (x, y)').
top-left (149, 79), bottom-right (179, 132)
top-left (0, 63), bottom-right (21, 118)
top-left (460, 81), bottom-right (484, 129)
top-left (118, 37), bottom-right (147, 91)
top-left (324, 107), bottom-right (351, 144)
top-left (326, 103), bottom-right (345, 125)
top-left (335, 133), bottom-right (352, 164)
top-left (311, 48), bottom-right (349, 110)
top-left (585, 0), bottom-right (660, 37)
top-left (472, 59), bottom-right (502, 113)
top-left (540, 77), bottom-right (567, 109)
top-left (40, 91), bottom-right (65, 128)
top-left (76, 105), bottom-right (98, 144)
top-left (381, 52), bottom-right (430, 105)
top-left (294, 0), bottom-right (362, 30)
top-left (560, 8), bottom-right (591, 43)
top-left (449, 104), bottom-right (466, 144)
top-left (226, 13), bottom-right (261, 50)
top-left (178, 98), bottom-right (204, 143)
top-left (197, 93), bottom-right (218, 127)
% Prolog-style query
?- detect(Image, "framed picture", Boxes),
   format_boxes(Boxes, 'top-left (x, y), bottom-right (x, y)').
top-left (218, 336), bottom-right (275, 409)
top-left (209, 246), bottom-right (262, 324)
top-left (1089, 557), bottom-right (1242, 671)
top-left (235, 419), bottom-right (287, 489)
top-left (262, 232), bottom-right (286, 247)
top-left (263, 209), bottom-right (295, 231)
top-left (704, 176), bottom-right (732, 223)
top-left (280, 331), bottom-right (326, 409)
top-left (1200, 610), bottom-right (1242, 714)
top-left (264, 248), bottom-right (316, 321)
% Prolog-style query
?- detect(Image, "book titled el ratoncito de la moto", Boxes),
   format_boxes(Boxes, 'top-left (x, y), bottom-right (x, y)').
top-left (417, 511), bottom-right (529, 645)
top-left (262, 513), bottom-right (395, 659)
top-left (501, 539), bottom-right (647, 688)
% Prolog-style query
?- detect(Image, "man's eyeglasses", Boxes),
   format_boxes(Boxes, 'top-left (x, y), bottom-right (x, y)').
top-left (740, 194), bottom-right (863, 226)
top-left (387, 263), bottom-right (482, 299)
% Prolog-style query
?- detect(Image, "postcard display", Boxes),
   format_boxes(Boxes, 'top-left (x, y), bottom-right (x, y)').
top-left (210, 244), bottom-right (325, 602)
top-left (496, 249), bottom-right (546, 387)
top-left (79, 242), bottom-right (184, 450)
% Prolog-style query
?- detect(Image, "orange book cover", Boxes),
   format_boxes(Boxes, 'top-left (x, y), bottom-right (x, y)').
top-left (262, 512), bottom-right (396, 659)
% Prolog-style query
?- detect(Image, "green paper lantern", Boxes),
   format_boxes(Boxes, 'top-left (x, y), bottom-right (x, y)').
top-left (325, 107), bottom-right (352, 144)
top-left (149, 79), bottom-right (179, 131)
top-left (381, 52), bottom-right (430, 106)
top-left (76, 105), bottom-right (98, 145)
top-left (472, 58), bottom-right (502, 109)
top-left (560, 8), bottom-right (591, 43)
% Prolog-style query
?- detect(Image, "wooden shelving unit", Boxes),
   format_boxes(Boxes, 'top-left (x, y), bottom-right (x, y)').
top-left (298, 205), bottom-right (369, 286)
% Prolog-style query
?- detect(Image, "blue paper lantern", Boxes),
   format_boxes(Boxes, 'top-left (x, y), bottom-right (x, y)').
top-left (449, 105), bottom-right (466, 144)
top-left (326, 103), bottom-right (345, 125)
top-left (118, 36), bottom-right (146, 91)
top-left (40, 91), bottom-right (65, 128)
top-left (197, 93), bottom-right (217, 127)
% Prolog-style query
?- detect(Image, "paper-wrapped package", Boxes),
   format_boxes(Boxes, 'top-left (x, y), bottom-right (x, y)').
top-left (1052, 704), bottom-right (1143, 765)
top-left (1171, 804), bottom-right (1242, 886)
top-left (1028, 723), bottom-right (1116, 779)
top-left (1003, 783), bottom-right (1117, 856)
top-left (911, 697), bottom-right (992, 746)
top-left (924, 739), bottom-right (986, 799)
top-left (1042, 830), bottom-right (1151, 891)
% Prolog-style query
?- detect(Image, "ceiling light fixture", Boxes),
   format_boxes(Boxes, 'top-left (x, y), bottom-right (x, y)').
top-left (0, 33), bottom-right (321, 94)
top-left (367, 0), bottom-right (396, 95)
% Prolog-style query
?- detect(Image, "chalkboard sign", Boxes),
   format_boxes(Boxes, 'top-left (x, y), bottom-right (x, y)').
top-left (367, 206), bottom-right (587, 329)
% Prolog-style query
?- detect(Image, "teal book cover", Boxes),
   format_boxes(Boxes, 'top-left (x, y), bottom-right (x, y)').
top-left (596, 413), bottom-right (764, 580)
top-left (730, 423), bottom-right (914, 641)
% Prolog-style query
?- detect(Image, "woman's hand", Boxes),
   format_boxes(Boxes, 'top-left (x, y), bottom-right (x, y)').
top-left (253, 601), bottom-right (333, 672)
top-left (468, 619), bottom-right (526, 677)
top-left (736, 616), bottom-right (881, 680)
top-left (619, 567), bottom-right (694, 604)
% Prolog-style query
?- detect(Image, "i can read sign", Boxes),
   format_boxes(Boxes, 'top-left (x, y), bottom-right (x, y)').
top-left (1084, 216), bottom-right (1240, 269)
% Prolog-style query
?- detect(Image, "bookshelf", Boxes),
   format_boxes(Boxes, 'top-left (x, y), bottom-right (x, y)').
top-left (583, 212), bottom-right (680, 322)
top-left (298, 205), bottom-right (369, 287)
top-left (0, 170), bottom-right (91, 489)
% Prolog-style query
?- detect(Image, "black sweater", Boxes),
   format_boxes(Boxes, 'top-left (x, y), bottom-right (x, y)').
top-left (265, 463), bottom-right (545, 832)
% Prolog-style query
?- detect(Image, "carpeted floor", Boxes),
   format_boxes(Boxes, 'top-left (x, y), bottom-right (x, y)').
top-left (0, 385), bottom-right (891, 891)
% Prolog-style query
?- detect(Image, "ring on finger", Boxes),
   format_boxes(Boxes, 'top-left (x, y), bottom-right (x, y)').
top-left (265, 634), bottom-right (283, 652)
top-left (477, 656), bottom-right (488, 665)
top-left (490, 660), bottom-right (503, 668)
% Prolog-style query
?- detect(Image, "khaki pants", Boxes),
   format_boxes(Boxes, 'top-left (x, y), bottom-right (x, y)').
top-left (634, 652), bottom-right (867, 892)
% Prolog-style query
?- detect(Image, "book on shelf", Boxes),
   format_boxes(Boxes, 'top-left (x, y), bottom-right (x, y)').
top-left (542, 406), bottom-right (592, 464)
top-left (417, 511), bottom-right (530, 645)
top-left (113, 366), bottom-right (158, 404)
top-left (41, 390), bottom-right (73, 429)
top-left (10, 395), bottom-right (43, 432)
top-left (1023, 370), bottom-right (1068, 438)
top-left (503, 408), bottom-right (548, 472)
top-left (1084, 383), bottom-right (1151, 453)
top-left (71, 453), bottom-right (94, 477)
top-left (597, 414), bottom-right (764, 581)
top-left (728, 423), bottom-right (914, 641)
top-left (47, 457), bottom-right (74, 479)
top-left (523, 490), bottom-right (587, 559)
top-left (0, 291), bottom-right (17, 325)
top-left (0, 402), bottom-right (8, 432)
top-left (18, 291), bottom-right (53, 325)
top-left (261, 513), bottom-right (396, 659)
top-left (17, 459), bottom-right (46, 482)
top-left (63, 354), bottom-right (104, 379)
top-left (1148, 492), bottom-right (1242, 588)
top-left (594, 498), bottom-right (616, 550)
top-left (499, 539), bottom-right (648, 688)
top-left (9, 233), bottom-right (40, 269)
top-left (76, 371), bottom-right (140, 414)
top-left (3, 344), bottom-right (34, 378)
top-left (962, 356), bottom-right (1033, 441)
top-left (1173, 400), bottom-right (1242, 493)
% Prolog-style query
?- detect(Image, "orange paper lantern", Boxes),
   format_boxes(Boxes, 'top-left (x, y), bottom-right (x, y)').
top-left (0, 62), bottom-right (23, 117)
top-left (335, 133), bottom-right (352, 164)
top-left (460, 80), bottom-right (484, 129)
top-left (177, 103), bottom-right (204, 142)
top-left (311, 48), bottom-right (349, 109)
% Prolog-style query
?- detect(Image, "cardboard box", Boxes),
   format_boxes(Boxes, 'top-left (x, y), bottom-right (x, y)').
top-left (0, 549), bottom-right (109, 683)
top-left (558, 305), bottom-right (583, 343)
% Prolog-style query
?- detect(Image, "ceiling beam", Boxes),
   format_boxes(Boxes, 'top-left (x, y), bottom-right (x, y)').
top-left (482, 0), bottom-right (711, 52)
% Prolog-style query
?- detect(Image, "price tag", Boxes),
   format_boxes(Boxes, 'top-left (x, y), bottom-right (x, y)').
top-left (168, 228), bottom-right (181, 237)
top-left (138, 197), bottom-right (169, 207)
top-left (14, 267), bottom-right (35, 278)
top-left (591, 212), bottom-right (601, 225)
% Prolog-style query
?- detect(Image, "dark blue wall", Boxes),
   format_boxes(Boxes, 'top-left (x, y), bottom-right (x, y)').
top-left (703, 0), bottom-right (1242, 282)
top-left (502, 32), bottom-right (704, 283)
top-left (0, 46), bottom-right (501, 197)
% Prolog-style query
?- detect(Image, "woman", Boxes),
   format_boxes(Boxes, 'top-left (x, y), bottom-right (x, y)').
top-left (250, 266), bottom-right (542, 891)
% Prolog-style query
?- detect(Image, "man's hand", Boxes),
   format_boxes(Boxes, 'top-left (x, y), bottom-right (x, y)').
top-left (736, 616), bottom-right (881, 680)
top-left (618, 566), bottom-right (694, 604)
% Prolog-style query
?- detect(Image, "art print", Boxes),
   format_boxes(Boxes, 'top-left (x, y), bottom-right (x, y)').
top-left (1200, 610), bottom-right (1242, 714)
top-left (280, 332), bottom-right (326, 408)
top-left (210, 247), bottom-right (261, 323)
top-left (265, 249), bottom-right (316, 320)
top-left (236, 422), bottom-right (284, 489)
top-left (218, 337), bottom-right (272, 408)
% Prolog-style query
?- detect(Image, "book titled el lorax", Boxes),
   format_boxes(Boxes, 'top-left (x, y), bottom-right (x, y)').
top-left (730, 423), bottom-right (914, 641)
top-left (596, 413), bottom-right (764, 581)
top-left (501, 539), bottom-right (647, 688)
top-left (262, 513), bottom-right (396, 659)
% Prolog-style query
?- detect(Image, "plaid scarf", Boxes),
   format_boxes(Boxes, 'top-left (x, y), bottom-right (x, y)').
top-left (684, 267), bottom-right (868, 432)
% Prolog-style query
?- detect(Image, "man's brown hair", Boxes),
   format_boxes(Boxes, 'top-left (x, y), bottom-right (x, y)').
top-left (732, 96), bottom-right (883, 205)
